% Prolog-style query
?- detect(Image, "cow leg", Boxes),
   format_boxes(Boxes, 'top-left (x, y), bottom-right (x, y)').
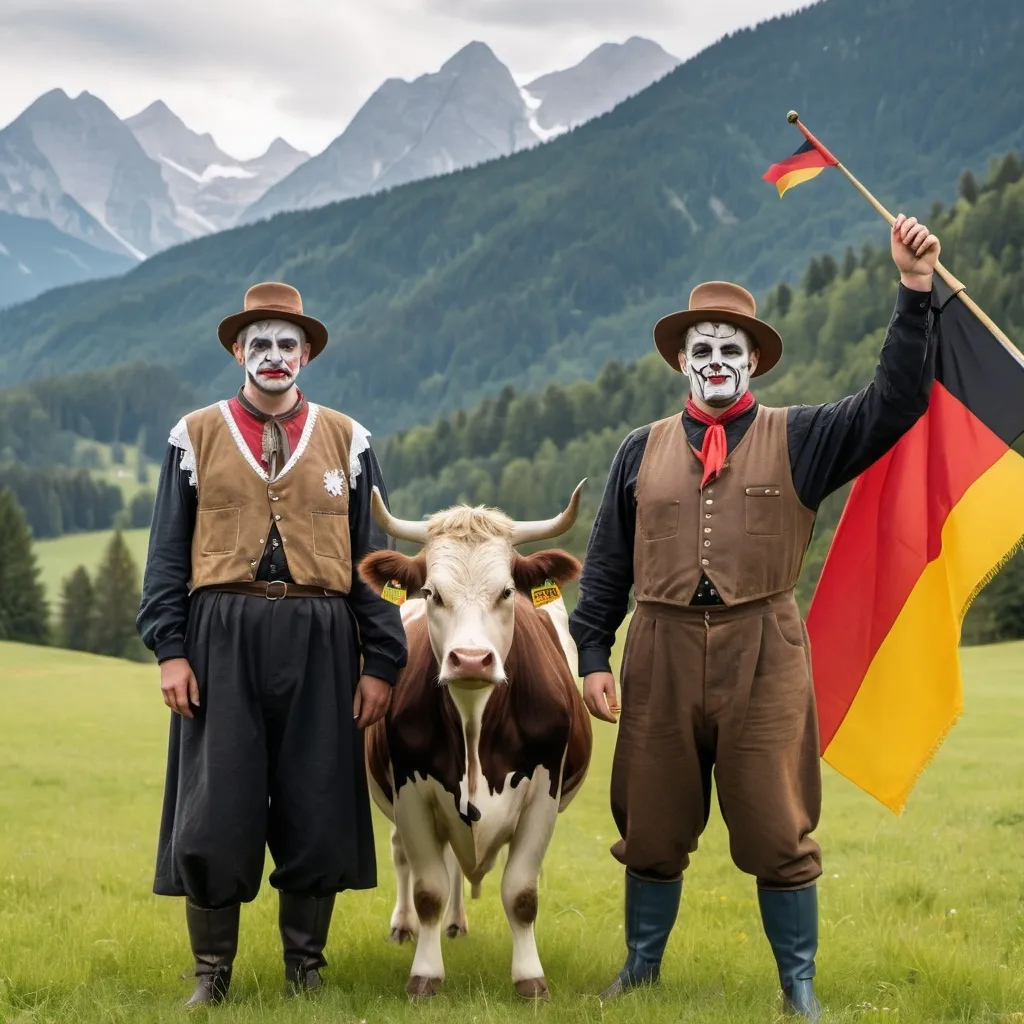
top-left (388, 826), bottom-right (418, 945)
top-left (443, 843), bottom-right (468, 939)
top-left (394, 797), bottom-right (450, 999)
top-left (501, 790), bottom-right (560, 1001)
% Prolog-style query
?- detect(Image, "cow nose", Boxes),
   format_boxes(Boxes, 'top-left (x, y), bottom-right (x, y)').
top-left (447, 647), bottom-right (495, 677)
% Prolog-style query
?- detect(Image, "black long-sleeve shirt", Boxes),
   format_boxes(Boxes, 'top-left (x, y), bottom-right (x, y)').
top-left (568, 283), bottom-right (937, 676)
top-left (137, 439), bottom-right (408, 685)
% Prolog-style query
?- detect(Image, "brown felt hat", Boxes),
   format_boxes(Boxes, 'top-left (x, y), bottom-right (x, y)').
top-left (217, 282), bottom-right (328, 359)
top-left (653, 281), bottom-right (783, 377)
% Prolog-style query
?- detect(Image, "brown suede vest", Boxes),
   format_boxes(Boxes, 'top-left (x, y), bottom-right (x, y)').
top-left (634, 405), bottom-right (815, 606)
top-left (183, 402), bottom-right (355, 593)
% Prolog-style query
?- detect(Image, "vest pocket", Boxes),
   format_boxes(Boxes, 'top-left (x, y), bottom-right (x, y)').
top-left (638, 499), bottom-right (680, 541)
top-left (311, 511), bottom-right (349, 560)
top-left (744, 486), bottom-right (782, 536)
top-left (197, 506), bottom-right (240, 554)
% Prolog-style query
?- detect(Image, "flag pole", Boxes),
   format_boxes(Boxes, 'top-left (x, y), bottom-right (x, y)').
top-left (786, 110), bottom-right (1024, 364)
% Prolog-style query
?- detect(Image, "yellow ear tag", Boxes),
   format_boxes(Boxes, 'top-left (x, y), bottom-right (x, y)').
top-left (381, 579), bottom-right (407, 605)
top-left (530, 579), bottom-right (561, 608)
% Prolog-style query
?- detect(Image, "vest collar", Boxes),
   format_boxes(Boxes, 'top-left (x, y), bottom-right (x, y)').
top-left (218, 399), bottom-right (320, 483)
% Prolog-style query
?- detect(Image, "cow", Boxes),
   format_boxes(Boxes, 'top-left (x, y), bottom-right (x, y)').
top-left (357, 482), bottom-right (593, 1001)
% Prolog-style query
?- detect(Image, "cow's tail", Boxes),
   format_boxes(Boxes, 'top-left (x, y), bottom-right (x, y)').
top-left (471, 881), bottom-right (482, 899)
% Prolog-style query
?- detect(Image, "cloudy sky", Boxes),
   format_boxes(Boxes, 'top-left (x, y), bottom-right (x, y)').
top-left (1, 0), bottom-right (812, 160)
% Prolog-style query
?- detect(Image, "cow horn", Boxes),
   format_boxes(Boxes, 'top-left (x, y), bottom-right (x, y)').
top-left (511, 479), bottom-right (586, 546)
top-left (371, 486), bottom-right (429, 544)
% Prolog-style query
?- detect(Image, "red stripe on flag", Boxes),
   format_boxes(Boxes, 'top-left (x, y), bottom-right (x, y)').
top-left (807, 382), bottom-right (1010, 749)
top-left (765, 144), bottom-right (835, 184)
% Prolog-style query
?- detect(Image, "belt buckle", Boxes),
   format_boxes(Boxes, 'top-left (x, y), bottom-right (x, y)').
top-left (265, 580), bottom-right (287, 601)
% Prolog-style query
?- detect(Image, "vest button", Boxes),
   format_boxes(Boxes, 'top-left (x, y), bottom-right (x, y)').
top-left (705, 513), bottom-right (712, 519)
top-left (704, 540), bottom-right (711, 547)
top-left (275, 514), bottom-right (282, 521)
top-left (704, 527), bottom-right (711, 533)
top-left (705, 499), bottom-right (713, 506)
top-left (701, 558), bottom-right (710, 566)
top-left (271, 496), bottom-right (280, 501)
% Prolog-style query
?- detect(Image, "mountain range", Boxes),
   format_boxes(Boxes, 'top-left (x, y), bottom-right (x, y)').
top-left (0, 0), bottom-right (1020, 439)
top-left (0, 38), bottom-right (680, 308)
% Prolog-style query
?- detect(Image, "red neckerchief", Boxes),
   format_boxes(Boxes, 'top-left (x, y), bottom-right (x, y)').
top-left (228, 390), bottom-right (309, 471)
top-left (685, 390), bottom-right (756, 488)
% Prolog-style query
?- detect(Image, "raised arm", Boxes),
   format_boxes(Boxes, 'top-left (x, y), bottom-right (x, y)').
top-left (788, 215), bottom-right (940, 509)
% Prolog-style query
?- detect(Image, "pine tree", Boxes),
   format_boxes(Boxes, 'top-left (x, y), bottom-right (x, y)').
top-left (0, 487), bottom-right (50, 645)
top-left (60, 566), bottom-right (95, 651)
top-left (958, 169), bottom-right (979, 205)
top-left (91, 530), bottom-right (146, 660)
top-left (136, 426), bottom-right (148, 485)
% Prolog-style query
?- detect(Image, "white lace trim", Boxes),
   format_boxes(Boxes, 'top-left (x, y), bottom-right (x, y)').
top-left (217, 400), bottom-right (320, 483)
top-left (168, 416), bottom-right (197, 488)
top-left (349, 419), bottom-right (371, 488)
top-left (278, 403), bottom-right (319, 482)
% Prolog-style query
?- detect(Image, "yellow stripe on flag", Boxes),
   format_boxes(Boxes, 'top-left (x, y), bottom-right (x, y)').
top-left (823, 449), bottom-right (1024, 812)
top-left (775, 165), bottom-right (826, 197)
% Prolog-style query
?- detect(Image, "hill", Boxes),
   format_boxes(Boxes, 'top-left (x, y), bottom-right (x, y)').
top-left (377, 152), bottom-right (1024, 639)
top-left (2, 637), bottom-right (1023, 1021)
top-left (1, 0), bottom-right (1022, 433)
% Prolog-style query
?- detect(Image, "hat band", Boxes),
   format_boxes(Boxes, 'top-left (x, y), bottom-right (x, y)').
top-left (245, 302), bottom-right (303, 315)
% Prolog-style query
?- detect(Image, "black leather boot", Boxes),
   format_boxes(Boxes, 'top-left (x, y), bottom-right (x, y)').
top-left (598, 870), bottom-right (682, 1001)
top-left (758, 885), bottom-right (823, 1021)
top-left (279, 892), bottom-right (336, 995)
top-left (184, 901), bottom-right (239, 1007)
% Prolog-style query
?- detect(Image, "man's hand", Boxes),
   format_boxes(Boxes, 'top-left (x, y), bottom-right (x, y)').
top-left (353, 674), bottom-right (392, 729)
top-left (891, 213), bottom-right (940, 291)
top-left (160, 658), bottom-right (199, 718)
top-left (583, 671), bottom-right (620, 724)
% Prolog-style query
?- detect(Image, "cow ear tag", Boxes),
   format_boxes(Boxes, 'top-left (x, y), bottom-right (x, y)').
top-left (382, 579), bottom-right (407, 605)
top-left (530, 578), bottom-right (561, 608)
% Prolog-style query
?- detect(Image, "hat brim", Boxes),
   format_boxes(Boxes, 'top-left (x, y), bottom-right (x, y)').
top-left (218, 308), bottom-right (329, 360)
top-left (653, 308), bottom-right (782, 378)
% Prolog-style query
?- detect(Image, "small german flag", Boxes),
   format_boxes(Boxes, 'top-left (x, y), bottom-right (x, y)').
top-left (762, 140), bottom-right (837, 197)
top-left (807, 280), bottom-right (1024, 812)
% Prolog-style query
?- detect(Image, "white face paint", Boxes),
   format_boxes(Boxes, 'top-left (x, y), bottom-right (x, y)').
top-left (682, 322), bottom-right (756, 407)
top-left (238, 319), bottom-right (307, 395)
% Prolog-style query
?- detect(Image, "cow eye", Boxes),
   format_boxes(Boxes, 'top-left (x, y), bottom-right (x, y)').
top-left (502, 586), bottom-right (515, 601)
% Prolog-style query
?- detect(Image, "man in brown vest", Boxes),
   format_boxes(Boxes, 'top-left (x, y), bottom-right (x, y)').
top-left (569, 215), bottom-right (941, 1019)
top-left (137, 282), bottom-right (408, 1006)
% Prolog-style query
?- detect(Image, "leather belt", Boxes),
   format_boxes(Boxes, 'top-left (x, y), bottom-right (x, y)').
top-left (201, 581), bottom-right (345, 601)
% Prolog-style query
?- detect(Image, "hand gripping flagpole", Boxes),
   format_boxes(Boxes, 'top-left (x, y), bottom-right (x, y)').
top-left (786, 110), bottom-right (1024, 364)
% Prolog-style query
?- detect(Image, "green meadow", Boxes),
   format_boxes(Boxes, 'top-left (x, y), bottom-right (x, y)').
top-left (1, 638), bottom-right (1023, 1023)
top-left (34, 528), bottom-right (151, 611)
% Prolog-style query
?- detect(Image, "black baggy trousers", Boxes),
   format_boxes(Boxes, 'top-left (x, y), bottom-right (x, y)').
top-left (153, 590), bottom-right (376, 909)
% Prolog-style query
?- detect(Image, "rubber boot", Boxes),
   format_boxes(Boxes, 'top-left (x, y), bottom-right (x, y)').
top-left (279, 892), bottom-right (336, 995)
top-left (184, 901), bottom-right (239, 1007)
top-left (758, 885), bottom-right (823, 1021)
top-left (598, 870), bottom-right (682, 1001)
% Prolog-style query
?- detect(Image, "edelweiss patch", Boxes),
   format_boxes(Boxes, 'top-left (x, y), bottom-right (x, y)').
top-left (323, 469), bottom-right (346, 498)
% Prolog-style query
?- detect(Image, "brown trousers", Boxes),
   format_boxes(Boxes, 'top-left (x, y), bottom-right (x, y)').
top-left (610, 592), bottom-right (822, 890)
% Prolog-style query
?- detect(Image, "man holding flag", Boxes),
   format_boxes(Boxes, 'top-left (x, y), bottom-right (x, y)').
top-left (569, 209), bottom-right (939, 1018)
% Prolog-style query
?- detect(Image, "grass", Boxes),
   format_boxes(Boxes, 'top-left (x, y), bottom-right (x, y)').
top-left (74, 439), bottom-right (160, 504)
top-left (2, 638), bottom-right (1024, 1023)
top-left (33, 528), bottom-right (151, 611)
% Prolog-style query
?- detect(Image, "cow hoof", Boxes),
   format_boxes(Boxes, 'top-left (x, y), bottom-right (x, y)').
top-left (446, 923), bottom-right (468, 940)
top-left (515, 977), bottom-right (550, 1001)
top-left (406, 975), bottom-right (441, 1000)
top-left (389, 927), bottom-right (416, 944)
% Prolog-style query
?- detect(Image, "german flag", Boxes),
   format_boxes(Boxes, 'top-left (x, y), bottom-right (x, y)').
top-left (807, 280), bottom-right (1024, 812)
top-left (763, 140), bottom-right (838, 197)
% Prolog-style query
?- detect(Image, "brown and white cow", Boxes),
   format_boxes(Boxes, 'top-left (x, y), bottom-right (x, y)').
top-left (357, 483), bottom-right (593, 1001)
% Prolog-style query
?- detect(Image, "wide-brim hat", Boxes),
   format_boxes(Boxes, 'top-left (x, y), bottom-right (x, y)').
top-left (653, 281), bottom-right (782, 378)
top-left (217, 281), bottom-right (328, 360)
